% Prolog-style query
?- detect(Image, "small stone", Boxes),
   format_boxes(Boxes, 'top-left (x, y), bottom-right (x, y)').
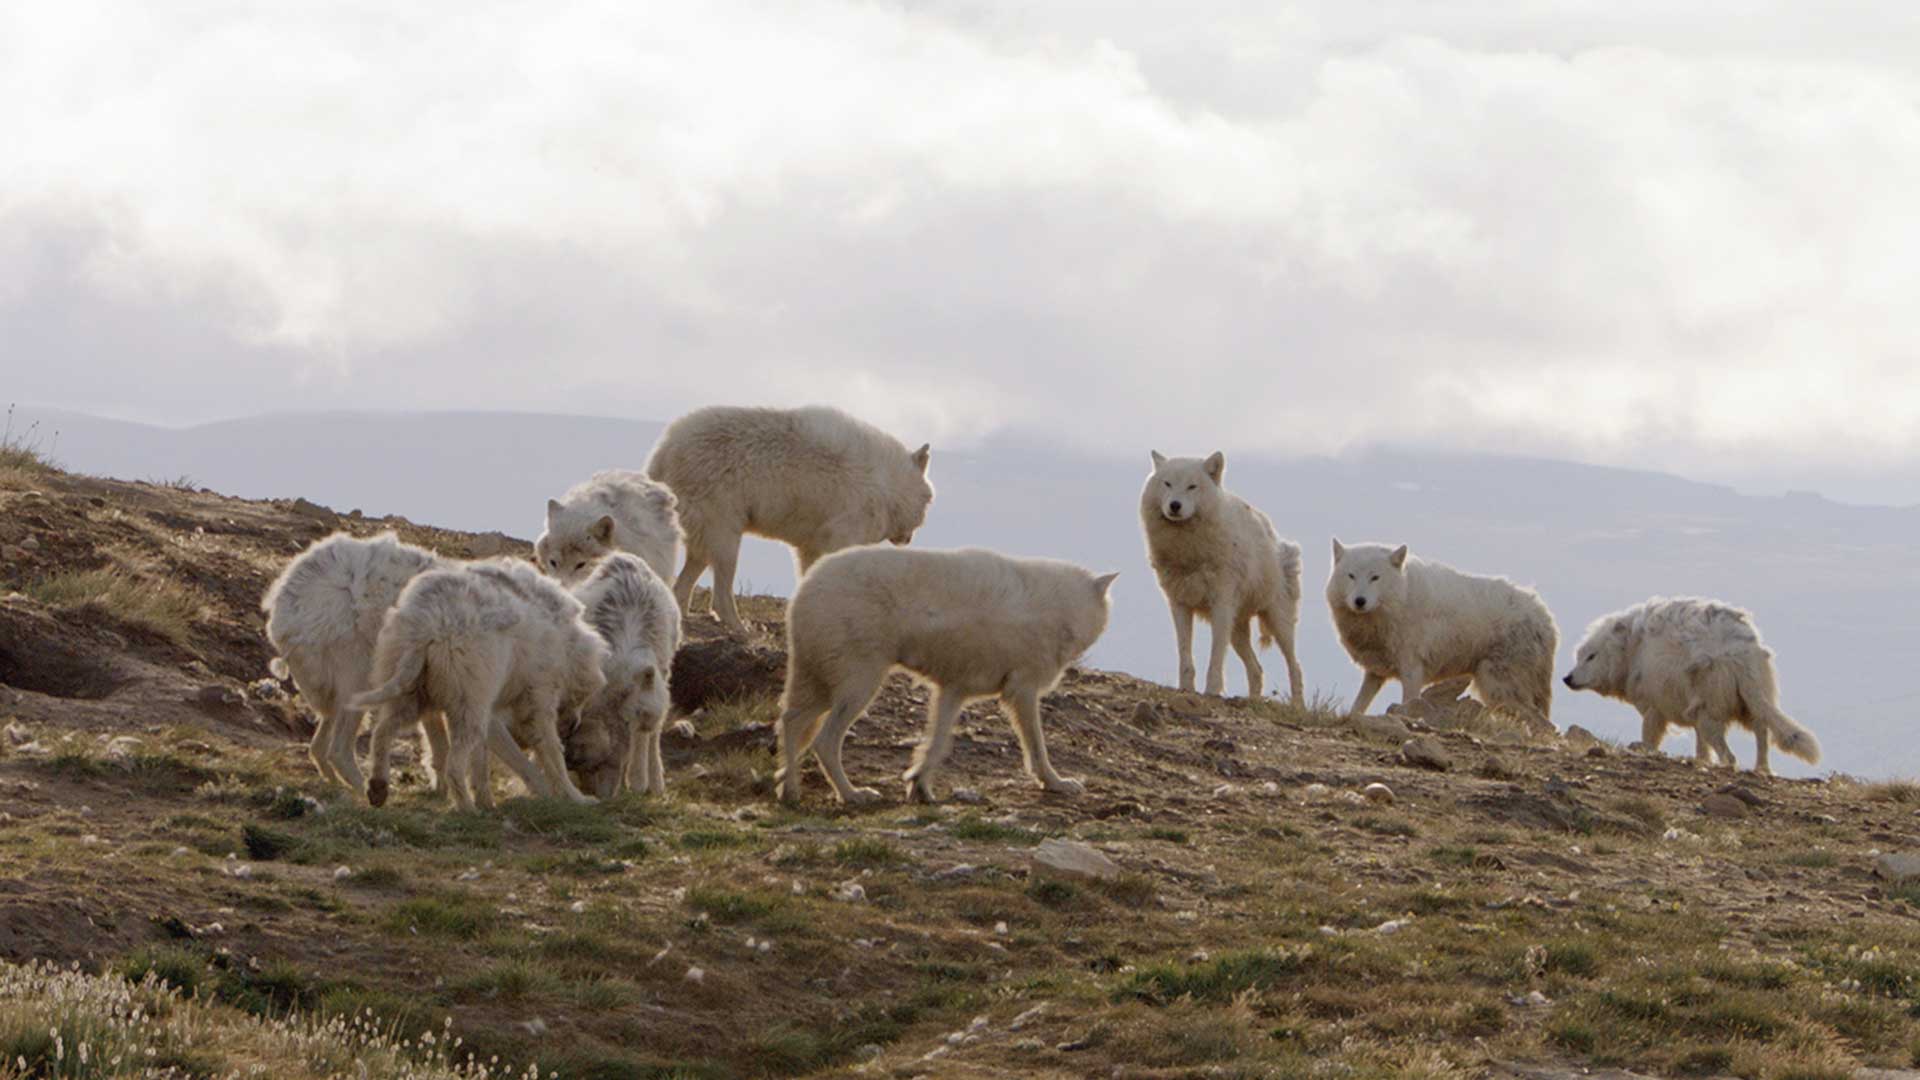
top-left (1211, 783), bottom-right (1235, 799)
top-left (1338, 790), bottom-right (1368, 806)
top-left (833, 880), bottom-right (868, 903)
top-left (518, 1017), bottom-right (548, 1037)
top-left (684, 966), bottom-right (706, 984)
top-left (1874, 853), bottom-right (1920, 882)
top-left (1584, 744), bottom-right (1609, 758)
top-left (1260, 781), bottom-right (1280, 796)
top-left (172, 847), bottom-right (191, 857)
top-left (854, 1044), bottom-right (884, 1061)
top-left (1362, 782), bottom-right (1395, 805)
top-left (994, 921), bottom-right (1009, 937)
top-left (1374, 918), bottom-right (1410, 935)
top-left (3, 721), bottom-right (31, 746)
top-left (1031, 838), bottom-right (1120, 882)
top-left (568, 900), bottom-right (588, 913)
top-left (1562, 725), bottom-right (1603, 750)
top-left (230, 864), bottom-right (253, 879)
top-left (933, 863), bottom-right (977, 881)
top-left (332, 865), bottom-right (353, 880)
top-left (1301, 782), bottom-right (1332, 801)
top-left (1399, 736), bottom-right (1451, 771)
top-left (1129, 701), bottom-right (1158, 728)
top-left (1351, 714), bottom-right (1411, 742)
top-left (1009, 1004), bottom-right (1047, 1030)
top-left (950, 788), bottom-right (984, 804)
top-left (669, 719), bottom-right (698, 739)
top-left (1700, 793), bottom-right (1749, 820)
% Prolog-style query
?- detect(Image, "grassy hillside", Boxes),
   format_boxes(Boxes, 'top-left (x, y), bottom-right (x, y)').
top-left (3, 458), bottom-right (1920, 1079)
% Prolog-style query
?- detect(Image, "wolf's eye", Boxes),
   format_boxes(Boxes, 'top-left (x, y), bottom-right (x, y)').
top-left (547, 559), bottom-right (557, 569)
top-left (1163, 480), bottom-right (1171, 488)
top-left (574, 561), bottom-right (587, 572)
top-left (1186, 484), bottom-right (1196, 491)
top-left (1347, 573), bottom-right (1355, 580)
top-left (1369, 574), bottom-right (1378, 582)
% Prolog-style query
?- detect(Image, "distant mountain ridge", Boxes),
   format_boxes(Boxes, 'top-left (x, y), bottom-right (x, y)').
top-left (13, 404), bottom-right (1918, 779)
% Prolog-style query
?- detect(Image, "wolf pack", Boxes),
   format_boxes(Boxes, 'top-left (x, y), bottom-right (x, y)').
top-left (260, 403), bottom-right (1821, 815)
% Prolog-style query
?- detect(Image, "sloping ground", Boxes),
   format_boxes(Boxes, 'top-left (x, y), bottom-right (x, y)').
top-left (4, 460), bottom-right (1920, 1079)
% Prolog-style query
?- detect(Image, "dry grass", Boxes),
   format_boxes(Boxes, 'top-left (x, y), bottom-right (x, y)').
top-left (0, 403), bottom-right (58, 474)
top-left (24, 567), bottom-right (203, 647)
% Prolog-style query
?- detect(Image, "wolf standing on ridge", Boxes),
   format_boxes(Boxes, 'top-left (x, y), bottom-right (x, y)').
top-left (775, 547), bottom-right (1116, 805)
top-left (646, 405), bottom-right (933, 637)
top-left (535, 470), bottom-right (680, 587)
top-left (1139, 451), bottom-right (1304, 701)
top-left (1563, 596), bottom-right (1818, 774)
top-left (1327, 540), bottom-right (1558, 732)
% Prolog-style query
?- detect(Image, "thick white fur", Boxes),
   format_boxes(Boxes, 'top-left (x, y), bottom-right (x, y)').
top-left (261, 532), bottom-right (449, 794)
top-left (570, 553), bottom-right (682, 797)
top-left (353, 563), bottom-right (607, 811)
top-left (536, 470), bottom-right (681, 586)
top-left (1140, 450), bottom-right (1303, 701)
top-left (1327, 540), bottom-right (1558, 731)
top-left (775, 546), bottom-right (1116, 805)
top-left (1564, 596), bottom-right (1819, 773)
top-left (646, 405), bottom-right (933, 635)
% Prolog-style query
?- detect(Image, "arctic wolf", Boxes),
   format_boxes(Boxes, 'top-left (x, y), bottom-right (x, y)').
top-left (536, 470), bottom-right (680, 586)
top-left (1564, 596), bottom-right (1818, 773)
top-left (569, 553), bottom-right (681, 797)
top-left (1140, 451), bottom-right (1304, 701)
top-left (775, 546), bottom-right (1115, 805)
top-left (646, 404), bottom-right (933, 636)
top-left (1327, 540), bottom-right (1558, 732)
top-left (261, 532), bottom-right (449, 794)
top-left (353, 564), bottom-right (607, 810)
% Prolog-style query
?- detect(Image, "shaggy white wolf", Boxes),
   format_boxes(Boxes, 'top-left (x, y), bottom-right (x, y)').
top-left (261, 532), bottom-right (449, 793)
top-left (1140, 451), bottom-right (1304, 701)
top-left (569, 553), bottom-right (681, 797)
top-left (775, 546), bottom-right (1116, 805)
top-left (1564, 597), bottom-right (1819, 773)
top-left (646, 405), bottom-right (933, 636)
top-left (353, 563), bottom-right (607, 810)
top-left (535, 470), bottom-right (680, 586)
top-left (1327, 541), bottom-right (1558, 731)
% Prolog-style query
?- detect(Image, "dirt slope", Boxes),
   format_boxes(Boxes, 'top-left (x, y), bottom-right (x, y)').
top-left (4, 462), bottom-right (1920, 1080)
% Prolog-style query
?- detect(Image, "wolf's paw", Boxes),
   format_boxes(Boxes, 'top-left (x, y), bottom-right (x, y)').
top-left (905, 775), bottom-right (938, 804)
top-left (1042, 776), bottom-right (1086, 797)
top-left (366, 777), bottom-right (390, 808)
top-left (842, 786), bottom-right (886, 806)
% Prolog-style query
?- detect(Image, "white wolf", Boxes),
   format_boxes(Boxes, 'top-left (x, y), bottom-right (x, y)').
top-left (353, 563), bottom-right (607, 810)
top-left (1563, 597), bottom-right (1819, 774)
top-left (535, 470), bottom-right (680, 586)
top-left (1140, 451), bottom-right (1304, 701)
top-left (646, 404), bottom-right (933, 636)
top-left (261, 532), bottom-right (449, 793)
top-left (570, 553), bottom-right (682, 797)
top-left (775, 546), bottom-right (1116, 805)
top-left (1327, 540), bottom-right (1558, 732)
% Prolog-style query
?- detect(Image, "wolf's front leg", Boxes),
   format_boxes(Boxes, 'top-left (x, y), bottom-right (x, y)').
top-left (1397, 662), bottom-right (1427, 709)
top-left (1168, 600), bottom-right (1196, 692)
top-left (1203, 596), bottom-right (1233, 696)
top-left (1350, 672), bottom-right (1386, 717)
top-left (1006, 688), bottom-right (1082, 796)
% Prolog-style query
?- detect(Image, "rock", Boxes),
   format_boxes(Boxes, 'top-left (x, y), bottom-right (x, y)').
top-left (1301, 782), bottom-right (1332, 801)
top-left (1031, 838), bottom-right (1120, 882)
top-left (191, 684), bottom-right (244, 712)
top-left (1373, 918), bottom-right (1410, 935)
top-left (1699, 793), bottom-right (1749, 820)
top-left (286, 497), bottom-right (339, 524)
top-left (833, 880), bottom-right (868, 903)
top-left (1716, 784), bottom-right (1765, 808)
top-left (1009, 1004), bottom-right (1047, 1030)
top-left (1584, 745), bottom-right (1609, 758)
top-left (1399, 736), bottom-right (1451, 771)
top-left (1873, 853), bottom-right (1920, 882)
top-left (332, 866), bottom-right (353, 880)
top-left (1351, 714), bottom-right (1411, 742)
top-left (4, 721), bottom-right (31, 746)
top-left (1128, 701), bottom-right (1160, 729)
top-left (932, 863), bottom-right (978, 881)
top-left (950, 787), bottom-right (985, 804)
top-left (671, 638), bottom-right (788, 714)
top-left (517, 1018), bottom-right (548, 1037)
top-left (1563, 725), bottom-right (1604, 750)
top-left (684, 966), bottom-right (706, 984)
top-left (1362, 782), bottom-right (1395, 805)
top-left (462, 532), bottom-right (515, 558)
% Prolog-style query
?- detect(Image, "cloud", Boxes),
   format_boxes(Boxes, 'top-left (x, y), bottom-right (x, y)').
top-left (3, 1), bottom-right (1919, 483)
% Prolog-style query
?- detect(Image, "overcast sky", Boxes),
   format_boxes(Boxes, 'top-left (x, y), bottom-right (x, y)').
top-left (5, 3), bottom-right (1919, 499)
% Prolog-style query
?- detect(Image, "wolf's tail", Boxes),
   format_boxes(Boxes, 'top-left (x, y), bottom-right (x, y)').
top-left (349, 642), bottom-right (428, 712)
top-left (1259, 540), bottom-right (1304, 649)
top-left (1738, 665), bottom-right (1820, 764)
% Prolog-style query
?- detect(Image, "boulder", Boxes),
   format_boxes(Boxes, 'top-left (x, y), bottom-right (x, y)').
top-left (1031, 838), bottom-right (1120, 882)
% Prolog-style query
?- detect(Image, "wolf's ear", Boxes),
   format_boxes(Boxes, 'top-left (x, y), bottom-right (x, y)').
top-left (1331, 538), bottom-right (1346, 561)
top-left (546, 498), bottom-right (564, 519)
top-left (911, 444), bottom-right (931, 473)
top-left (1093, 571), bottom-right (1119, 597)
top-left (645, 485), bottom-right (676, 510)
top-left (1150, 450), bottom-right (1167, 469)
top-left (1203, 451), bottom-right (1225, 482)
top-left (590, 515), bottom-right (616, 544)
top-left (1389, 544), bottom-right (1409, 569)
top-left (1611, 620), bottom-right (1629, 636)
